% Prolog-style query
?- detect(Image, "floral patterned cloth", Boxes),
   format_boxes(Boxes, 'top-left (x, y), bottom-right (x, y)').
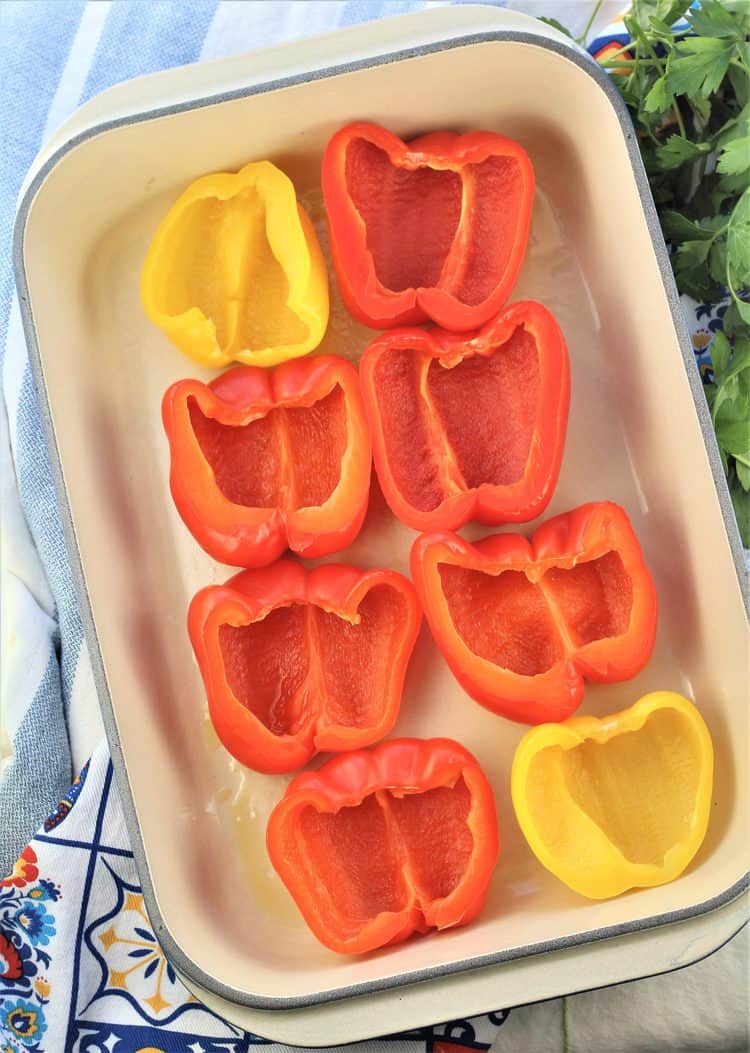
top-left (0, 745), bottom-right (510, 1051)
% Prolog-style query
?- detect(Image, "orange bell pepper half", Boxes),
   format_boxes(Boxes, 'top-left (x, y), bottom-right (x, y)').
top-left (267, 738), bottom-right (499, 953)
top-left (411, 502), bottom-right (658, 724)
top-left (189, 562), bottom-right (421, 774)
top-left (162, 355), bottom-right (372, 568)
top-left (322, 121), bottom-right (534, 330)
top-left (359, 301), bottom-right (569, 531)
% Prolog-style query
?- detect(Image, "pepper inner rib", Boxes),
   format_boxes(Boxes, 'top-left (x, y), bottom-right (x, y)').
top-left (345, 139), bottom-right (462, 293)
top-left (438, 550), bottom-right (634, 675)
top-left (188, 385), bottom-right (348, 510)
top-left (159, 189), bottom-right (307, 353)
top-left (373, 327), bottom-right (541, 512)
top-left (527, 708), bottom-right (700, 867)
top-left (344, 138), bottom-right (525, 305)
top-left (290, 778), bottom-right (474, 935)
top-left (217, 584), bottom-right (404, 737)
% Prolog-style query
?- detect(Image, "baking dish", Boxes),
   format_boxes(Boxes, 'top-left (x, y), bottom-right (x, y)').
top-left (14, 3), bottom-right (749, 1043)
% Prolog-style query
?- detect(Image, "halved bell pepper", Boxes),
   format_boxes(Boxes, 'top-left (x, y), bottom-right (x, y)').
top-left (359, 301), bottom-right (569, 531)
top-left (411, 502), bottom-right (658, 724)
top-left (162, 355), bottom-right (371, 567)
top-left (189, 562), bottom-right (421, 774)
top-left (511, 691), bottom-right (714, 898)
top-left (266, 737), bottom-right (499, 953)
top-left (322, 122), bottom-right (534, 330)
top-left (142, 161), bottom-right (329, 368)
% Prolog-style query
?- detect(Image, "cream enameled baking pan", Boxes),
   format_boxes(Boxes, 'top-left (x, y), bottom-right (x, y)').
top-left (14, 4), bottom-right (749, 1045)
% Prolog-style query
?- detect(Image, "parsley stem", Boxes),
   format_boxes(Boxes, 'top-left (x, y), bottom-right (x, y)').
top-left (638, 30), bottom-right (687, 138)
top-left (577, 0), bottom-right (604, 47)
top-left (728, 273), bottom-right (749, 319)
top-left (599, 57), bottom-right (662, 67)
top-left (640, 36), bottom-right (665, 68)
top-left (672, 103), bottom-right (687, 138)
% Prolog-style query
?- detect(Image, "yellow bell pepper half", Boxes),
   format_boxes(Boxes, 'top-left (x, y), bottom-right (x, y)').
top-left (511, 691), bottom-right (714, 899)
top-left (141, 161), bottom-right (329, 369)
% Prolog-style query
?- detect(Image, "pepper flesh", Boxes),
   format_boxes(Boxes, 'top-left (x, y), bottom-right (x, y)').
top-left (142, 160), bottom-right (329, 368)
top-left (411, 502), bottom-right (658, 724)
top-left (322, 122), bottom-right (534, 330)
top-left (266, 738), bottom-right (499, 953)
top-left (189, 562), bottom-right (421, 774)
top-left (511, 691), bottom-right (714, 898)
top-left (162, 355), bottom-right (371, 568)
top-left (359, 301), bottom-right (569, 531)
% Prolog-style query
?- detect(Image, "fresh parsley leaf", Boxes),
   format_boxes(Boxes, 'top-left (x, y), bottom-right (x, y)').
top-left (660, 211), bottom-right (726, 241)
top-left (715, 398), bottom-right (750, 457)
top-left (688, 0), bottom-right (747, 40)
top-left (691, 91), bottom-right (713, 124)
top-left (666, 38), bottom-right (735, 98)
top-left (710, 239), bottom-right (728, 285)
top-left (734, 335), bottom-right (750, 367)
top-left (537, 17), bottom-right (574, 38)
top-left (709, 337), bottom-right (750, 451)
top-left (711, 330), bottom-right (732, 374)
top-left (715, 104), bottom-right (750, 152)
top-left (722, 301), bottom-right (746, 338)
top-left (674, 253), bottom-right (718, 300)
top-left (728, 64), bottom-right (750, 108)
top-left (711, 341), bottom-right (750, 426)
top-left (656, 134), bottom-right (712, 168)
top-left (722, 341), bottom-right (750, 387)
top-left (727, 188), bottom-right (750, 287)
top-left (647, 16), bottom-right (678, 45)
top-left (731, 478), bottom-right (750, 544)
top-left (662, 0), bottom-right (695, 22)
top-left (717, 136), bottom-right (750, 175)
top-left (630, 0), bottom-right (693, 34)
top-left (720, 170), bottom-right (750, 196)
top-left (644, 75), bottom-right (674, 113)
top-left (736, 459), bottom-right (750, 491)
top-left (676, 239), bottom-right (713, 266)
top-left (562, 0), bottom-right (750, 543)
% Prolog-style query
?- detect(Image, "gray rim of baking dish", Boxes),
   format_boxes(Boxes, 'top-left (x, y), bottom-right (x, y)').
top-left (13, 28), bottom-right (750, 1014)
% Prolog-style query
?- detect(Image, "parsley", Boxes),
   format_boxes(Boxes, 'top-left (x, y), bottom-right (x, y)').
top-left (542, 0), bottom-right (750, 544)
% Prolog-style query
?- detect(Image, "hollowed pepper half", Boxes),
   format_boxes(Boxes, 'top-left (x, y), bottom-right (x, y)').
top-left (267, 737), bottom-right (499, 953)
top-left (189, 562), bottom-right (421, 774)
top-left (511, 692), bottom-right (713, 898)
top-left (322, 122), bottom-right (534, 330)
top-left (411, 502), bottom-right (658, 724)
top-left (162, 355), bottom-right (371, 567)
top-left (142, 161), bottom-right (329, 368)
top-left (359, 301), bottom-right (569, 531)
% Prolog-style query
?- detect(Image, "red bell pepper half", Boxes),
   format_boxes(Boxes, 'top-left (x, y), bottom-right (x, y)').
top-left (162, 355), bottom-right (371, 568)
top-left (189, 561), bottom-right (421, 774)
top-left (267, 737), bottom-right (499, 954)
top-left (359, 301), bottom-right (569, 531)
top-left (322, 121), bottom-right (535, 330)
top-left (411, 502), bottom-right (658, 724)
